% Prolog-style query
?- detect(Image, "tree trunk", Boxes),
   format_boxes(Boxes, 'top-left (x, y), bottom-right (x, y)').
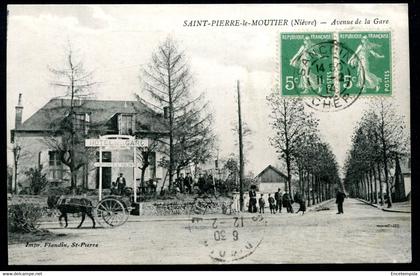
top-left (369, 168), bottom-right (374, 203)
top-left (311, 173), bottom-right (315, 206)
top-left (373, 167), bottom-right (378, 204)
top-left (286, 153), bottom-right (292, 200)
top-left (377, 163), bottom-right (384, 205)
top-left (381, 142), bottom-right (392, 207)
top-left (366, 172), bottom-right (372, 202)
top-left (316, 176), bottom-right (320, 204)
top-left (168, 61), bottom-right (174, 193)
top-left (298, 168), bottom-right (303, 195)
top-left (361, 178), bottom-right (366, 200)
top-left (306, 171), bottom-right (311, 207)
top-left (366, 174), bottom-right (370, 201)
top-left (140, 168), bottom-right (146, 193)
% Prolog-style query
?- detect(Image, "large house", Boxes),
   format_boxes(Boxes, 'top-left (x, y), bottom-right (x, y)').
top-left (11, 95), bottom-right (169, 193)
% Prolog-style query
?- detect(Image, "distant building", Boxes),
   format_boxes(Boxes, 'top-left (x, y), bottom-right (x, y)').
top-left (255, 165), bottom-right (287, 193)
top-left (11, 96), bottom-right (169, 193)
top-left (393, 156), bottom-right (411, 202)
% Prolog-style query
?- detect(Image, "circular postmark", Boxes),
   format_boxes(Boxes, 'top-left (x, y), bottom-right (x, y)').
top-left (291, 39), bottom-right (365, 112)
top-left (186, 214), bottom-right (268, 263)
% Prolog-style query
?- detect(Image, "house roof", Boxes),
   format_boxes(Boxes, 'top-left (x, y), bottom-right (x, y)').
top-left (256, 165), bottom-right (287, 179)
top-left (14, 98), bottom-right (167, 133)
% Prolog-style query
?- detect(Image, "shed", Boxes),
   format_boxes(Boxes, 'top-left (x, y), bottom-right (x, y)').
top-left (255, 165), bottom-right (287, 193)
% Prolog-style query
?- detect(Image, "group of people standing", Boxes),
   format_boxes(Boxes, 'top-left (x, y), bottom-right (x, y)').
top-left (174, 172), bottom-right (229, 195)
top-left (248, 187), bottom-right (306, 214)
top-left (173, 173), bottom-right (194, 194)
top-left (248, 186), bottom-right (347, 215)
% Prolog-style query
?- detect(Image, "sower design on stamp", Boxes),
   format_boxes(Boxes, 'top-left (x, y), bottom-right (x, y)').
top-left (339, 32), bottom-right (391, 95)
top-left (281, 33), bottom-right (334, 97)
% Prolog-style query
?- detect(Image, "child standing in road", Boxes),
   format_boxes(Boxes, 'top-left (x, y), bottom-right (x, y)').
top-left (258, 194), bottom-right (266, 214)
top-left (268, 194), bottom-right (276, 214)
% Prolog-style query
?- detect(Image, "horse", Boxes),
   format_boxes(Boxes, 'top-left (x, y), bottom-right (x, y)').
top-left (47, 195), bottom-right (96, 228)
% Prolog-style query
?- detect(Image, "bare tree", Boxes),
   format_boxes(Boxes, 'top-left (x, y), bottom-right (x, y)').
top-left (267, 92), bottom-right (319, 197)
top-left (140, 37), bottom-right (215, 190)
top-left (369, 99), bottom-right (409, 207)
top-left (344, 99), bottom-right (409, 208)
top-left (45, 42), bottom-right (100, 191)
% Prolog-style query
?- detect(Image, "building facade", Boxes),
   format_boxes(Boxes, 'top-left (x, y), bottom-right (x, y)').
top-left (11, 96), bottom-right (169, 193)
top-left (255, 165), bottom-right (287, 193)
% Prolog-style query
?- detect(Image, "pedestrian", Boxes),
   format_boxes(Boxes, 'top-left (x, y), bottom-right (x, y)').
top-left (274, 188), bottom-right (283, 213)
top-left (248, 186), bottom-right (257, 213)
top-left (177, 173), bottom-right (185, 193)
top-left (282, 191), bottom-right (293, 213)
top-left (336, 188), bottom-right (347, 214)
top-left (116, 173), bottom-right (126, 195)
top-left (258, 194), bottom-right (265, 214)
top-left (148, 179), bottom-right (157, 194)
top-left (294, 192), bottom-right (306, 215)
top-left (268, 194), bottom-right (276, 214)
top-left (197, 173), bottom-right (206, 194)
top-left (184, 172), bottom-right (193, 194)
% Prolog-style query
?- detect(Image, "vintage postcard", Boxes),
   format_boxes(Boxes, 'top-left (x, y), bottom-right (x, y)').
top-left (7, 4), bottom-right (410, 265)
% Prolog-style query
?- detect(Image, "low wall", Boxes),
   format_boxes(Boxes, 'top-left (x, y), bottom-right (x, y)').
top-left (8, 194), bottom-right (236, 217)
top-left (138, 197), bottom-right (235, 216)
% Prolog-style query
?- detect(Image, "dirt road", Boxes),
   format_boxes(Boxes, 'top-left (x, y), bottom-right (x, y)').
top-left (8, 198), bottom-right (411, 264)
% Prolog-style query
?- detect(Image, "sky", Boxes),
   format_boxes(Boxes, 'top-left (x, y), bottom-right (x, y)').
top-left (6, 4), bottom-right (410, 176)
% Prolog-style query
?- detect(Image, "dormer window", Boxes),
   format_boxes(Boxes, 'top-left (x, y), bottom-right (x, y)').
top-left (73, 113), bottom-right (90, 135)
top-left (118, 114), bottom-right (135, 135)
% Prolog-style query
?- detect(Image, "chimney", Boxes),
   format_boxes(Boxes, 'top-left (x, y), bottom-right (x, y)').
top-left (15, 93), bottom-right (23, 129)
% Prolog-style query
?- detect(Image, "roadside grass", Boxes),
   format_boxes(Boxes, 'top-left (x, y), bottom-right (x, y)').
top-left (8, 229), bottom-right (68, 245)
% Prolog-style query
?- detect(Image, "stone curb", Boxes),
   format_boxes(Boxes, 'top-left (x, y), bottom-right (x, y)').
top-left (307, 199), bottom-right (335, 212)
top-left (356, 198), bottom-right (411, 213)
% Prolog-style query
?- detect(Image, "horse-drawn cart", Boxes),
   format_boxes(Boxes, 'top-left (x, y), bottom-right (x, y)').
top-left (48, 135), bottom-right (147, 229)
top-left (95, 195), bottom-right (132, 227)
top-left (49, 194), bottom-right (134, 229)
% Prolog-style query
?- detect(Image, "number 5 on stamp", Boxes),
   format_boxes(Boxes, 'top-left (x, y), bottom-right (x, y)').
top-left (339, 32), bottom-right (392, 95)
top-left (280, 33), bottom-right (334, 96)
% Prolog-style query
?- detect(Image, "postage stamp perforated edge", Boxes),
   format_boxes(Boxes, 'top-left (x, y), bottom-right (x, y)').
top-left (275, 28), bottom-right (396, 100)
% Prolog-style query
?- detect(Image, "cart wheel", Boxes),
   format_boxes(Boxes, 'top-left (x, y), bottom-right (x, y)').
top-left (95, 198), bottom-right (129, 228)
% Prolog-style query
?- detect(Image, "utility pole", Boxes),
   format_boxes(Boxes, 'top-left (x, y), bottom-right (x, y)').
top-left (237, 80), bottom-right (245, 212)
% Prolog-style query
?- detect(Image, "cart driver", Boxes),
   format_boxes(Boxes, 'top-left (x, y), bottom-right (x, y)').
top-left (116, 173), bottom-right (126, 195)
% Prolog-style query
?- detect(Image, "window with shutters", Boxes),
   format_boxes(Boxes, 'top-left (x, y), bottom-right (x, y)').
top-left (48, 151), bottom-right (63, 179)
top-left (118, 114), bottom-right (135, 135)
top-left (149, 152), bottom-right (156, 179)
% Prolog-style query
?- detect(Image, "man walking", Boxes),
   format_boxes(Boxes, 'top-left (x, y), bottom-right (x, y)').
top-left (336, 188), bottom-right (347, 214)
top-left (274, 188), bottom-right (283, 213)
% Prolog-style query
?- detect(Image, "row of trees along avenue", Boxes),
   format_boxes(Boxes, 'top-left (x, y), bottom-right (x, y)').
top-left (267, 92), bottom-right (341, 205)
top-left (343, 99), bottom-right (409, 208)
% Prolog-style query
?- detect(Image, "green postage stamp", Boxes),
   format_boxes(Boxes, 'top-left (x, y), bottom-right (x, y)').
top-left (281, 31), bottom-right (392, 97)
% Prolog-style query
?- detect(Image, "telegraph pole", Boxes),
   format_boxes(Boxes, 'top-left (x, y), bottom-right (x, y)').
top-left (237, 80), bottom-right (245, 212)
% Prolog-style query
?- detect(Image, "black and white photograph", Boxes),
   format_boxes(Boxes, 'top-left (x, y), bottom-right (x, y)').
top-left (6, 4), bottom-right (411, 265)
